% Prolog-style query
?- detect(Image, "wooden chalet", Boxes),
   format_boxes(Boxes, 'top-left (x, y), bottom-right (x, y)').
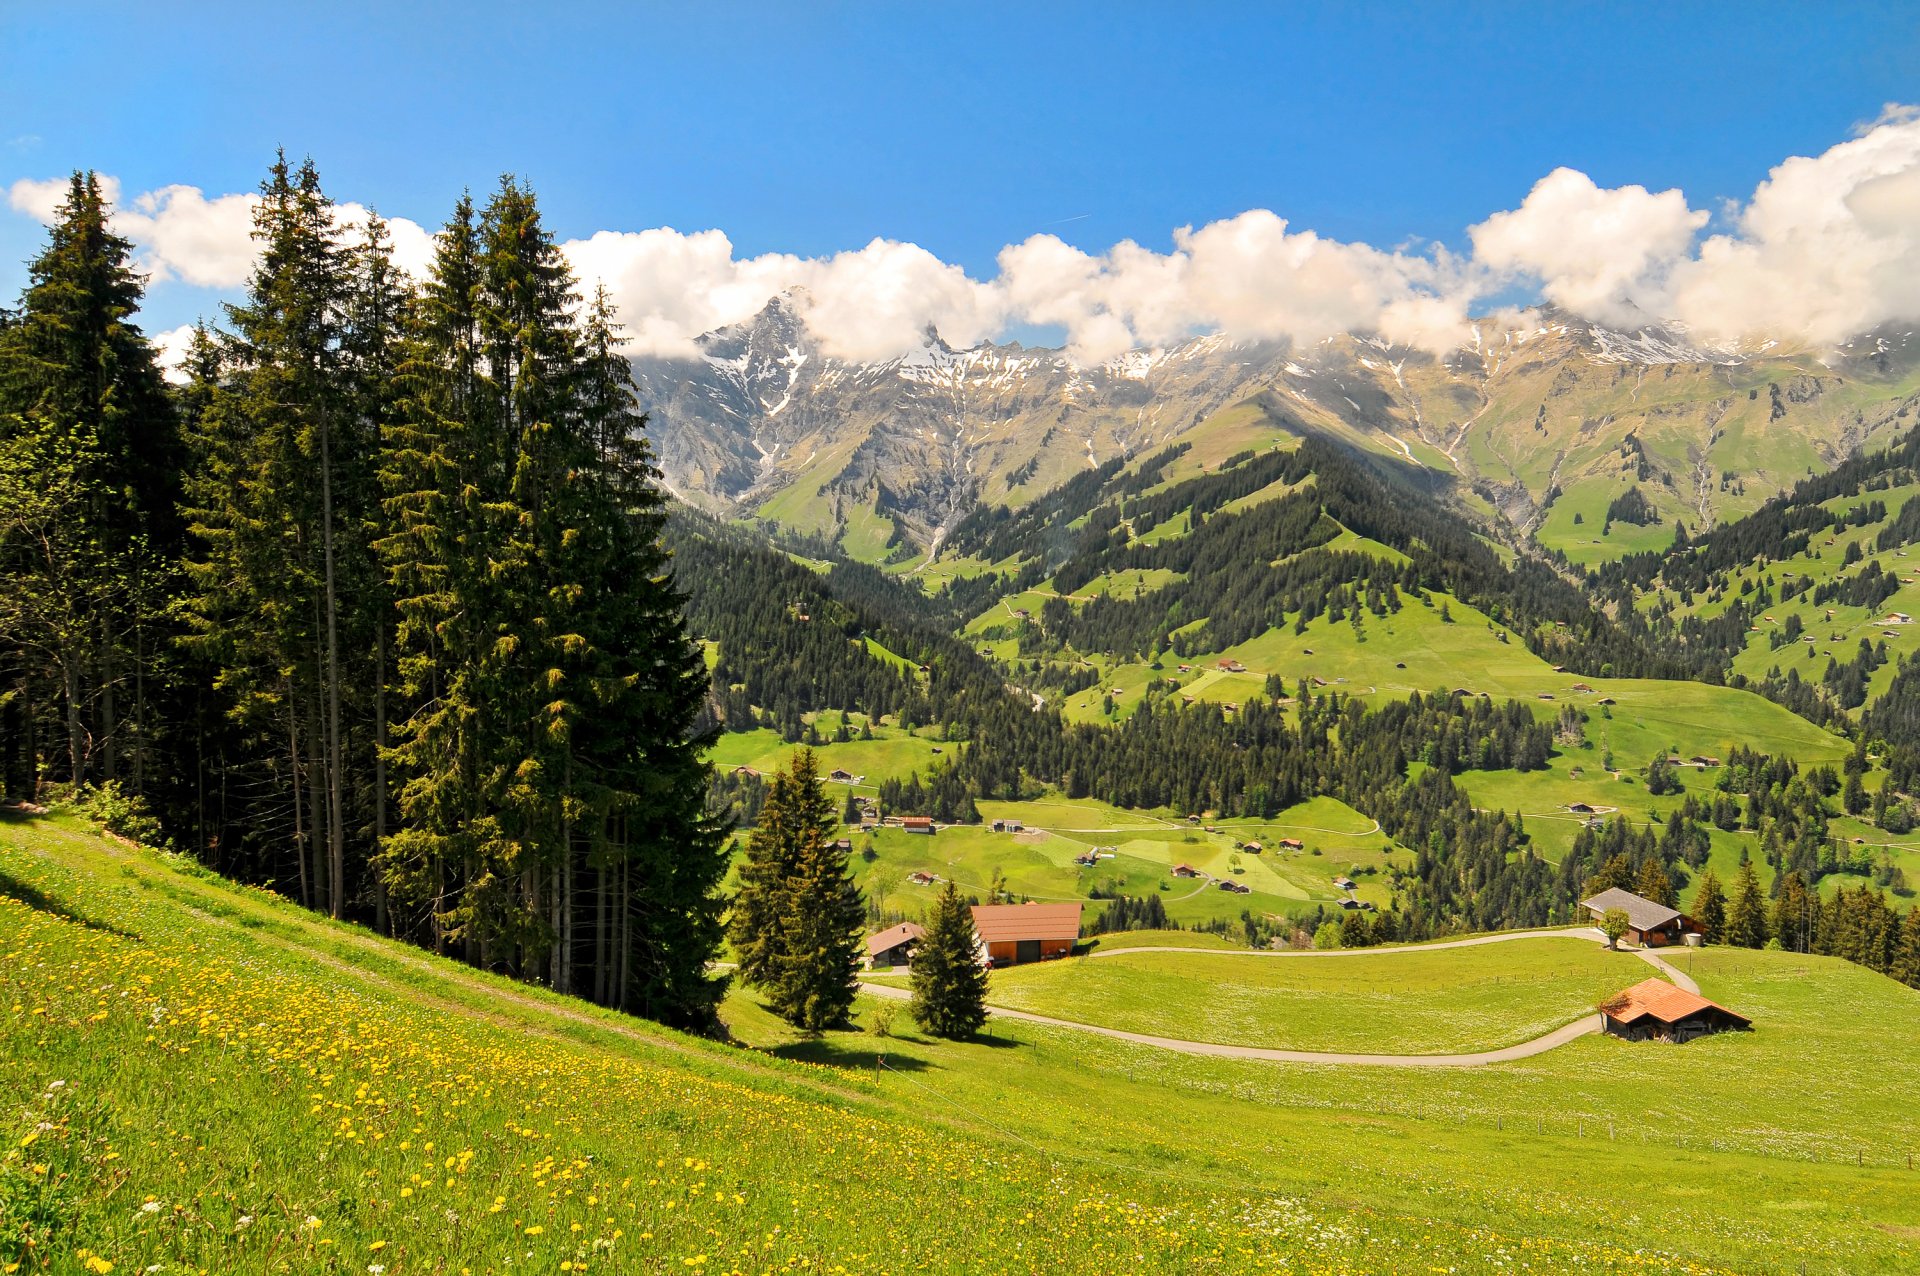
top-left (990, 818), bottom-right (1024, 833)
top-left (866, 921), bottom-right (925, 969)
top-left (1580, 887), bottom-right (1697, 947)
top-left (1171, 863), bottom-right (1198, 878)
top-left (1600, 978), bottom-right (1750, 1042)
top-left (1217, 658), bottom-right (1247, 673)
top-left (1278, 838), bottom-right (1304, 850)
top-left (970, 902), bottom-right (1082, 966)
top-left (901, 816), bottom-right (935, 835)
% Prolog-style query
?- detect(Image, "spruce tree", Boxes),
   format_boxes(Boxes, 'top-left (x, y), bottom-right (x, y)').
top-left (910, 878), bottom-right (989, 1038)
top-left (1634, 857), bottom-right (1676, 908)
top-left (0, 172), bottom-right (180, 795)
top-left (1692, 868), bottom-right (1727, 944)
top-left (765, 749), bottom-right (863, 1030)
top-left (1891, 909), bottom-right (1920, 988)
top-left (1725, 858), bottom-right (1770, 949)
top-left (729, 766), bottom-right (803, 990)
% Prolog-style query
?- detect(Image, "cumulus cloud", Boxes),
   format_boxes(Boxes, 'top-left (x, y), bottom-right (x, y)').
top-left (7, 176), bottom-right (435, 292)
top-left (564, 229), bottom-right (1003, 361)
top-left (12, 106), bottom-right (1920, 365)
top-left (1469, 168), bottom-right (1706, 326)
top-left (1662, 109), bottom-right (1920, 344)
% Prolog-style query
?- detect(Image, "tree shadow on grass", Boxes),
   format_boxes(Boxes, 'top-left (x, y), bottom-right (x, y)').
top-left (767, 1031), bottom-right (939, 1072)
top-left (0, 862), bottom-right (143, 942)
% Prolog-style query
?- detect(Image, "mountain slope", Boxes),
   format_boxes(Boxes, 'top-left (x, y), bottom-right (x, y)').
top-left (633, 299), bottom-right (1920, 559)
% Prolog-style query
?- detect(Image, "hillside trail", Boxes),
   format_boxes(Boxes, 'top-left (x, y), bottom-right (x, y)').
top-left (860, 926), bottom-right (1704, 1067)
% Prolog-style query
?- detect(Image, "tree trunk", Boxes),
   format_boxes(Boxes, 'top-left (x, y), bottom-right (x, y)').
top-left (594, 862), bottom-right (609, 1006)
top-left (320, 419), bottom-right (347, 920)
top-left (373, 623), bottom-right (389, 936)
top-left (99, 617), bottom-right (117, 783)
top-left (305, 692), bottom-right (328, 911)
top-left (289, 704), bottom-right (309, 910)
top-left (63, 655), bottom-right (84, 788)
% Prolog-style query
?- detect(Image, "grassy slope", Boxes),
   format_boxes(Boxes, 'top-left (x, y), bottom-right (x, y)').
top-left (3, 812), bottom-right (1638, 1276)
top-left (6, 816), bottom-right (1919, 1272)
top-left (983, 935), bottom-right (1634, 1052)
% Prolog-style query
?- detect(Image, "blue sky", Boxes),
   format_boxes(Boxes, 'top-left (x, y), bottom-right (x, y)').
top-left (4, 2), bottom-right (1918, 351)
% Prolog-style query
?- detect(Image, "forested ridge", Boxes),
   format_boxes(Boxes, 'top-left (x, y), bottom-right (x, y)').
top-left (0, 165), bottom-right (726, 1029)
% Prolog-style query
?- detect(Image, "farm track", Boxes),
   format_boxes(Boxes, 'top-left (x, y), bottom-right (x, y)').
top-left (859, 927), bottom-right (1701, 1067)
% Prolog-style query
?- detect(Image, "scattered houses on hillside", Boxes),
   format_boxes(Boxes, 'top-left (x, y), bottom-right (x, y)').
top-left (971, 902), bottom-right (1082, 966)
top-left (866, 921), bottom-right (925, 969)
top-left (1600, 978), bottom-right (1751, 1042)
top-left (1579, 887), bottom-right (1697, 948)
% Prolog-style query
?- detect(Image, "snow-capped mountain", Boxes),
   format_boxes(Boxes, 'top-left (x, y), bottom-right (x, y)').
top-left (632, 296), bottom-right (1920, 554)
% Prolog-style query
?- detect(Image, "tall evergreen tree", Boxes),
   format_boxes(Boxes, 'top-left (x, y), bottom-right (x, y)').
top-left (910, 879), bottom-right (989, 1038)
top-left (770, 770), bottom-right (865, 1031)
top-left (0, 172), bottom-right (179, 796)
top-left (730, 749), bottom-right (852, 1028)
top-left (1725, 857), bottom-right (1770, 949)
top-left (1634, 856), bottom-right (1676, 908)
top-left (379, 180), bottom-right (725, 1027)
top-left (182, 154), bottom-right (363, 915)
top-left (1691, 868), bottom-right (1726, 944)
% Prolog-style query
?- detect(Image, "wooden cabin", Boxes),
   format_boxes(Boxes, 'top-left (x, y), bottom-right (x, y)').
top-left (1600, 978), bottom-right (1750, 1042)
top-left (1580, 887), bottom-right (1697, 947)
top-left (865, 921), bottom-right (925, 969)
top-left (971, 903), bottom-right (1082, 967)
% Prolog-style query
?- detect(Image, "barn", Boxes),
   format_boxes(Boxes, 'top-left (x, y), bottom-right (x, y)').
top-left (865, 921), bottom-right (925, 969)
top-left (971, 902), bottom-right (1082, 967)
top-left (1580, 887), bottom-right (1696, 947)
top-left (1600, 978), bottom-right (1751, 1042)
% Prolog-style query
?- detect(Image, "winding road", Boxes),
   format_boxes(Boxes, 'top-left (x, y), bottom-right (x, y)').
top-left (861, 927), bottom-right (1700, 1068)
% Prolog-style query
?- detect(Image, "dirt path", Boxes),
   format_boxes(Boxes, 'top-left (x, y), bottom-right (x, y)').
top-left (861, 927), bottom-right (1700, 1067)
top-left (859, 979), bottom-right (1603, 1067)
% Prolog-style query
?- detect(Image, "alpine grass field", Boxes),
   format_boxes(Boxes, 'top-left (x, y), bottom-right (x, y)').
top-left (11, 10), bottom-right (1920, 1274)
top-left (6, 811), bottom-right (1920, 1274)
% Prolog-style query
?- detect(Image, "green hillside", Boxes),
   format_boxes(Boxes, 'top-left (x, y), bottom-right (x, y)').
top-left (18, 814), bottom-right (1918, 1274)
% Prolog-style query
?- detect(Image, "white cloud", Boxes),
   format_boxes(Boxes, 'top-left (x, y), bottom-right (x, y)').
top-left (563, 229), bottom-right (1003, 361)
top-left (150, 323), bottom-right (197, 385)
top-left (1662, 110), bottom-right (1920, 344)
top-left (7, 176), bottom-right (435, 291)
top-left (12, 107), bottom-right (1920, 367)
top-left (1469, 167), bottom-right (1706, 327)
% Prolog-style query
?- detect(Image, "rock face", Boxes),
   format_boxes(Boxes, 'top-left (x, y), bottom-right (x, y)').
top-left (631, 296), bottom-right (1920, 556)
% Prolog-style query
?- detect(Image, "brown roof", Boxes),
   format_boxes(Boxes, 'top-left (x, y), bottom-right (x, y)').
top-left (901, 816), bottom-right (933, 828)
top-left (970, 902), bottom-right (1082, 944)
top-left (866, 921), bottom-right (925, 957)
top-left (1601, 977), bottom-right (1750, 1028)
top-left (1580, 887), bottom-right (1680, 933)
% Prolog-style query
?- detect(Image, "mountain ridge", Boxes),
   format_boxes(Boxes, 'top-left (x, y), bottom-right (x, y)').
top-left (632, 295), bottom-right (1920, 560)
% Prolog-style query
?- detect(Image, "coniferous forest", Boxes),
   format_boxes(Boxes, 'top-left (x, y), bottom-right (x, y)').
top-left (0, 165), bottom-right (726, 1030)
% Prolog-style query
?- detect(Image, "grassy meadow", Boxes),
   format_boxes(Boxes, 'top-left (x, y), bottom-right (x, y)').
top-left (6, 813), bottom-right (1852, 1274)
top-left (982, 935), bottom-right (1632, 1053)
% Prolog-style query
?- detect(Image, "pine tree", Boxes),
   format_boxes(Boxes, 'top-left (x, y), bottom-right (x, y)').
top-left (0, 172), bottom-right (180, 795)
top-left (1582, 853), bottom-right (1633, 898)
top-left (910, 879), bottom-right (989, 1038)
top-left (1692, 868), bottom-right (1727, 944)
top-left (1725, 857), bottom-right (1770, 949)
top-left (1634, 856), bottom-right (1676, 908)
top-left (380, 181), bottom-right (726, 1027)
top-left (765, 749), bottom-right (863, 1030)
top-left (1770, 871), bottom-right (1815, 954)
top-left (1891, 909), bottom-right (1920, 989)
top-left (182, 154), bottom-right (361, 915)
